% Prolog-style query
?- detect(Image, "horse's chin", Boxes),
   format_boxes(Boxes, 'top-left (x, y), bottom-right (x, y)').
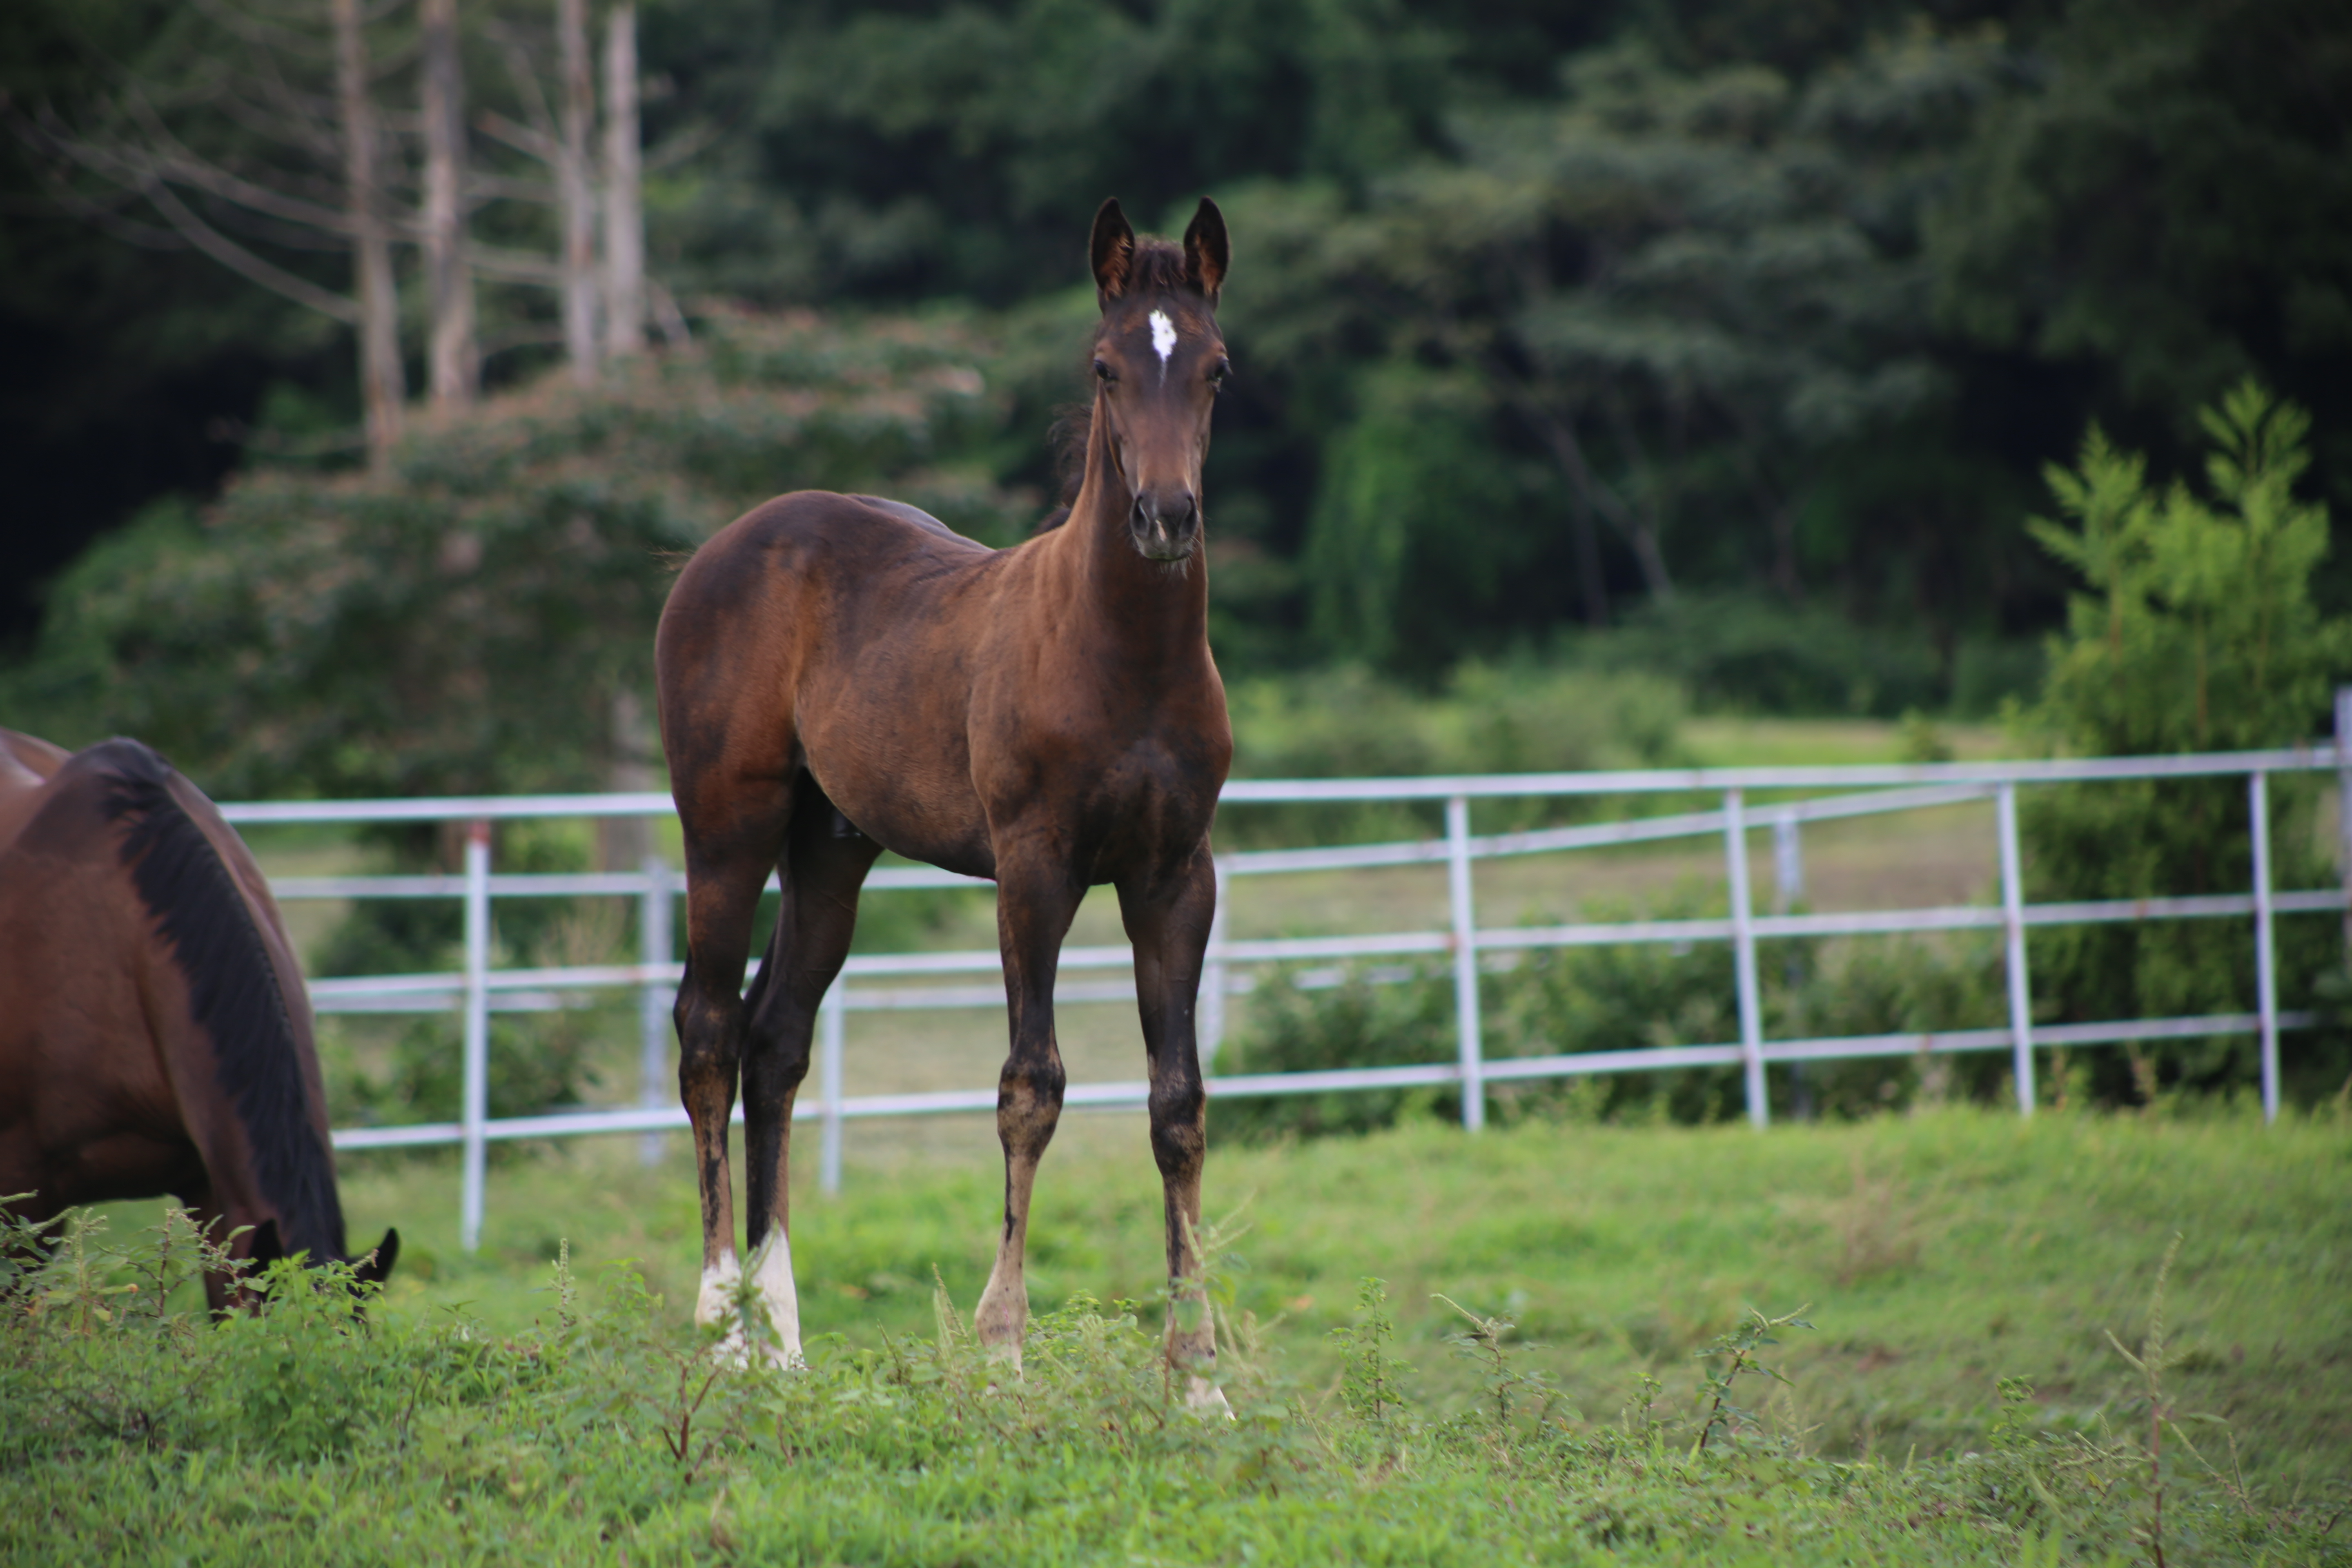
top-left (1131, 536), bottom-right (1199, 573)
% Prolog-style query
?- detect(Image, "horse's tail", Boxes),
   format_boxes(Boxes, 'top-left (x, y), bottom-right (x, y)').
top-left (87, 740), bottom-right (352, 1266)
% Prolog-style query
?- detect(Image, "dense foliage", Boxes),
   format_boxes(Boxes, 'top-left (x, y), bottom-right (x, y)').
top-left (2017, 383), bottom-right (2352, 1102)
top-left (1218, 918), bottom-right (2008, 1141)
top-left (2, 306), bottom-right (1022, 798)
top-left (8, 0), bottom-right (2350, 688)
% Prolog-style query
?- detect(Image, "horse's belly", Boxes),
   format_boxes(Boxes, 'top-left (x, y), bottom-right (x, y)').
top-left (838, 791), bottom-right (995, 882)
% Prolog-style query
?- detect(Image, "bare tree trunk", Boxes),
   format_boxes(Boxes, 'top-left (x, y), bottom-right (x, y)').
top-left (334, 0), bottom-right (404, 467)
top-left (421, 0), bottom-right (477, 409)
top-left (601, 2), bottom-right (644, 361)
top-left (1511, 390), bottom-right (1669, 604)
top-left (556, 0), bottom-right (599, 384)
top-left (599, 685), bottom-right (656, 871)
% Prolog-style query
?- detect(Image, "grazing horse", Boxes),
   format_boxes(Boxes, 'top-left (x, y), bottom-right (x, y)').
top-left (0, 730), bottom-right (396, 1309)
top-left (657, 198), bottom-right (1234, 1387)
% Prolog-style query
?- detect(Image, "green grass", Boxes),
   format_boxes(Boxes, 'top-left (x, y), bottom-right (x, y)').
top-left (345, 1107), bottom-right (2352, 1492)
top-left (15, 1108), bottom-right (2346, 1563)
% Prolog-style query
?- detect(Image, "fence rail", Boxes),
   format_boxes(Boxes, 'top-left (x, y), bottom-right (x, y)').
top-left (224, 737), bottom-right (2352, 1252)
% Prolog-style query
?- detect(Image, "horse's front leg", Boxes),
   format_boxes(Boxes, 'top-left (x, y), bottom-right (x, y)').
top-left (1118, 845), bottom-right (1221, 1405)
top-left (973, 851), bottom-right (1084, 1366)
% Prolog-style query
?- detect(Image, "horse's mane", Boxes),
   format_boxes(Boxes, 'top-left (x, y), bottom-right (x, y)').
top-left (1121, 237), bottom-right (1193, 296)
top-left (1033, 402), bottom-right (1094, 534)
top-left (91, 740), bottom-right (346, 1263)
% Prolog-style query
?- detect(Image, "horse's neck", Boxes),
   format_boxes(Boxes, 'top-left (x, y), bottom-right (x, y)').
top-left (1052, 410), bottom-right (1210, 666)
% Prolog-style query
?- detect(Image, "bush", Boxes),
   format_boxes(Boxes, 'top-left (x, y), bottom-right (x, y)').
top-left (0, 308), bottom-right (1028, 803)
top-left (1212, 963), bottom-right (1458, 1142)
top-left (2017, 382), bottom-right (2352, 1106)
top-left (1218, 660), bottom-right (1686, 849)
top-left (1562, 589), bottom-right (2021, 717)
top-left (1218, 884), bottom-right (2009, 1140)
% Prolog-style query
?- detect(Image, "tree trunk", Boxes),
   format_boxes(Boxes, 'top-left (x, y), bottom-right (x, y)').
top-left (333, 0), bottom-right (404, 467)
top-left (601, 2), bottom-right (645, 361)
top-left (599, 685), bottom-right (656, 872)
top-left (557, 0), bottom-right (599, 384)
top-left (421, 0), bottom-right (477, 408)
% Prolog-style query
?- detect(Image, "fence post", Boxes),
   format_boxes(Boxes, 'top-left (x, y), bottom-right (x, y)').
top-left (1996, 783), bottom-right (2036, 1115)
top-left (638, 854), bottom-right (672, 1167)
top-left (2250, 771), bottom-right (2280, 1125)
top-left (1445, 795), bottom-right (1485, 1131)
top-left (818, 983), bottom-right (845, 1195)
top-left (459, 818), bottom-right (492, 1253)
top-left (1199, 858), bottom-right (1230, 1071)
top-left (2338, 686), bottom-right (2352, 965)
top-left (1724, 790), bottom-right (1768, 1127)
top-left (1772, 811), bottom-right (1804, 914)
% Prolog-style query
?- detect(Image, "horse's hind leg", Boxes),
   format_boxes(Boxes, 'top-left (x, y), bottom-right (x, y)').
top-left (736, 777), bottom-right (878, 1366)
top-left (673, 799), bottom-right (790, 1343)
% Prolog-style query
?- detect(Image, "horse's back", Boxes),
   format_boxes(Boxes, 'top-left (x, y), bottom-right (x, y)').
top-left (659, 491), bottom-right (1019, 871)
top-left (660, 491), bottom-right (1000, 729)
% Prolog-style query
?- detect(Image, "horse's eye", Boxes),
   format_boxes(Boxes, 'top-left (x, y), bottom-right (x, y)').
top-left (1094, 358), bottom-right (1114, 383)
top-left (1209, 357), bottom-right (1231, 387)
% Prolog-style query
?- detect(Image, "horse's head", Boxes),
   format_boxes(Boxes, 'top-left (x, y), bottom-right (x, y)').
top-left (239, 1219), bottom-right (401, 1312)
top-left (1087, 197), bottom-right (1229, 565)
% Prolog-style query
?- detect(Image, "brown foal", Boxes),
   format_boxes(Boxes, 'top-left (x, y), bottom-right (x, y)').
top-left (655, 199), bottom-right (1234, 1389)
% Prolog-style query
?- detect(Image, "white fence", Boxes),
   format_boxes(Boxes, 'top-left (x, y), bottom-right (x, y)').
top-left (224, 731), bottom-right (2352, 1252)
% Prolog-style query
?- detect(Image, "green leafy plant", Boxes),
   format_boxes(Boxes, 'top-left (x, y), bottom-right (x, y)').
top-left (2020, 382), bottom-right (2352, 1105)
top-left (1434, 1293), bottom-right (1557, 1435)
top-left (1329, 1277), bottom-right (1412, 1429)
top-left (1689, 1305), bottom-right (1812, 1454)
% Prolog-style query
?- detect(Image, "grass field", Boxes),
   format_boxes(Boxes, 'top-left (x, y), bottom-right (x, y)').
top-left (16, 1107), bottom-right (2347, 1563)
top-left (23, 719), bottom-right (2336, 1560)
top-left (339, 1106), bottom-right (2352, 1496)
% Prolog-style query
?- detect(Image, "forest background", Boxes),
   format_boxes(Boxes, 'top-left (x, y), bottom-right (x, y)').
top-left (0, 0), bottom-right (2348, 1116)
top-left (7, 0), bottom-right (2350, 719)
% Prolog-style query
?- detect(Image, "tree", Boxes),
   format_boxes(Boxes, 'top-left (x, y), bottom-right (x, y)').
top-left (2, 305), bottom-right (1023, 801)
top-left (1929, 0), bottom-right (2352, 452)
top-left (2018, 381), bottom-right (2351, 1102)
top-left (1212, 28), bottom-right (2009, 668)
top-left (15, 0), bottom-right (413, 466)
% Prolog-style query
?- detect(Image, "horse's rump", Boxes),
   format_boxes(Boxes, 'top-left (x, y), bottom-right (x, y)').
top-left (0, 739), bottom-right (350, 1267)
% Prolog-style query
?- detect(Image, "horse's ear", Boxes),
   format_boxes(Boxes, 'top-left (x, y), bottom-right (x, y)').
top-left (1091, 198), bottom-right (1136, 307)
top-left (353, 1227), bottom-right (399, 1288)
top-left (1183, 197), bottom-right (1228, 304)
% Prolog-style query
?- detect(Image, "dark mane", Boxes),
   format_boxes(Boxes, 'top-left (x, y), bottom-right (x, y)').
top-left (93, 740), bottom-right (345, 1263)
top-left (1120, 237), bottom-right (1194, 297)
top-left (1033, 401), bottom-right (1095, 533)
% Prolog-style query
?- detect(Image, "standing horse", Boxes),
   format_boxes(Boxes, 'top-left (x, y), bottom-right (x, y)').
top-left (657, 198), bottom-right (1233, 1388)
top-left (0, 731), bottom-right (396, 1309)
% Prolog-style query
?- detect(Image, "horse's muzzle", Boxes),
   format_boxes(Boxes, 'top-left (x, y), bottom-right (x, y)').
top-left (1131, 492), bottom-right (1200, 562)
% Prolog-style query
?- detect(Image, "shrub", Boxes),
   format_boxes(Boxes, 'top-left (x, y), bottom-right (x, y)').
top-left (1218, 660), bottom-right (1686, 849)
top-left (2017, 381), bottom-right (2352, 1105)
top-left (1218, 885), bottom-right (2009, 1139)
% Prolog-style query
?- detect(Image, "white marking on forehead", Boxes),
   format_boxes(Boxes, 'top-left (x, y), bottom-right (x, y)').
top-left (1149, 309), bottom-right (1178, 371)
